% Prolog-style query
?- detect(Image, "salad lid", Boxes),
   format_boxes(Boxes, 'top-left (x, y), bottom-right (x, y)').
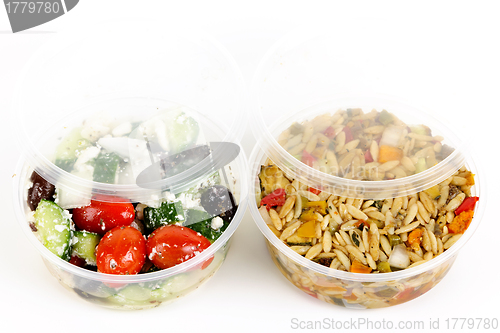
top-left (249, 28), bottom-right (467, 199)
top-left (13, 21), bottom-right (246, 203)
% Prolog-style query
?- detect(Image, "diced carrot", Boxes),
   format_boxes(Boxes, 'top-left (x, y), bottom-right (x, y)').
top-left (297, 220), bottom-right (317, 238)
top-left (304, 201), bottom-right (327, 215)
top-left (354, 220), bottom-right (369, 229)
top-left (350, 260), bottom-right (372, 274)
top-left (448, 210), bottom-right (474, 234)
top-left (408, 228), bottom-right (423, 245)
top-left (378, 145), bottom-right (403, 163)
top-left (465, 173), bottom-right (475, 186)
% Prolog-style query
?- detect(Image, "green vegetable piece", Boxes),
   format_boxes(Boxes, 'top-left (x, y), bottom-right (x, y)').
top-left (378, 109), bottom-right (394, 126)
top-left (54, 128), bottom-right (90, 171)
top-left (185, 209), bottom-right (227, 243)
top-left (34, 200), bottom-right (72, 261)
top-left (388, 234), bottom-right (402, 247)
top-left (377, 261), bottom-right (392, 273)
top-left (93, 151), bottom-right (120, 183)
top-left (143, 201), bottom-right (185, 232)
top-left (72, 230), bottom-right (101, 265)
top-left (165, 112), bottom-right (200, 154)
top-left (415, 157), bottom-right (427, 173)
top-left (410, 125), bottom-right (432, 136)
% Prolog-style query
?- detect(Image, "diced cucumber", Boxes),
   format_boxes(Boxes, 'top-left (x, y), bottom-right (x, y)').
top-left (72, 231), bottom-right (100, 265)
top-left (165, 111), bottom-right (200, 154)
top-left (116, 284), bottom-right (152, 302)
top-left (150, 274), bottom-right (190, 300)
top-left (33, 200), bottom-right (72, 261)
top-left (143, 201), bottom-right (185, 232)
top-left (54, 128), bottom-right (90, 172)
top-left (185, 209), bottom-right (227, 243)
top-left (93, 151), bottom-right (120, 184)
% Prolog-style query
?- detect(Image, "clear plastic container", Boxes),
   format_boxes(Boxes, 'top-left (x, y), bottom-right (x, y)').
top-left (12, 20), bottom-right (248, 309)
top-left (248, 29), bottom-right (485, 308)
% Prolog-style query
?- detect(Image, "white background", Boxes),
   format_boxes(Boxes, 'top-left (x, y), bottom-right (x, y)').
top-left (1, 1), bottom-right (499, 332)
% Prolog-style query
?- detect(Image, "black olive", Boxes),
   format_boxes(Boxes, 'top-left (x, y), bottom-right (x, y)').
top-left (200, 185), bottom-right (237, 223)
top-left (27, 171), bottom-right (56, 211)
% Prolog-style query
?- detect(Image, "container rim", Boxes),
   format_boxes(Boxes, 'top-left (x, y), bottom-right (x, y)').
top-left (13, 149), bottom-right (248, 284)
top-left (248, 142), bottom-right (485, 282)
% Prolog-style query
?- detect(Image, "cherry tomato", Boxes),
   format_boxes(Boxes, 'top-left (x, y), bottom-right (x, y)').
top-left (146, 225), bottom-right (212, 269)
top-left (72, 195), bottom-right (135, 235)
top-left (96, 226), bottom-right (146, 275)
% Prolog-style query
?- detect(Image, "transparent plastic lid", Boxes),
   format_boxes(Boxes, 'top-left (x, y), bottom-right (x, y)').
top-left (250, 29), bottom-right (466, 199)
top-left (13, 21), bottom-right (246, 203)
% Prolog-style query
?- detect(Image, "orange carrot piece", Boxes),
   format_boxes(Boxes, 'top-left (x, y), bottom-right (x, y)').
top-left (378, 145), bottom-right (403, 163)
top-left (448, 210), bottom-right (474, 234)
top-left (350, 260), bottom-right (372, 274)
top-left (408, 228), bottom-right (424, 245)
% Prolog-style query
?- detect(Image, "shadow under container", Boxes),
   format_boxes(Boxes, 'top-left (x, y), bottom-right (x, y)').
top-left (12, 21), bottom-right (248, 309)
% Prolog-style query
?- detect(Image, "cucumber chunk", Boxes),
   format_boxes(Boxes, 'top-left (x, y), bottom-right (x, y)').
top-left (72, 230), bottom-right (101, 265)
top-left (93, 151), bottom-right (120, 184)
top-left (143, 201), bottom-right (185, 232)
top-left (165, 111), bottom-right (200, 154)
top-left (184, 209), bottom-right (227, 243)
top-left (33, 200), bottom-right (72, 261)
top-left (54, 128), bottom-right (90, 172)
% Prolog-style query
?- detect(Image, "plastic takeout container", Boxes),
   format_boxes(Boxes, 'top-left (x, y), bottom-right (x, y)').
top-left (12, 21), bottom-right (248, 309)
top-left (248, 29), bottom-right (485, 308)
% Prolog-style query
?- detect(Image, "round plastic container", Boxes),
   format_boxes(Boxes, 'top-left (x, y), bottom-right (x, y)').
top-left (248, 29), bottom-right (485, 308)
top-left (12, 21), bottom-right (248, 309)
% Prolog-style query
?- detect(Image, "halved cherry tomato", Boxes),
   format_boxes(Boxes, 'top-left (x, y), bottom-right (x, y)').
top-left (72, 195), bottom-right (135, 235)
top-left (96, 226), bottom-right (146, 275)
top-left (147, 225), bottom-right (212, 269)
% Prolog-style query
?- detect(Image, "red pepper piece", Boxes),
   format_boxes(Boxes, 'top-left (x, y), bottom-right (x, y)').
top-left (323, 126), bottom-right (336, 138)
top-left (343, 126), bottom-right (353, 143)
top-left (455, 197), bottom-right (479, 215)
top-left (301, 150), bottom-right (316, 167)
top-left (364, 150), bottom-right (373, 163)
top-left (260, 188), bottom-right (286, 210)
top-left (308, 187), bottom-right (321, 195)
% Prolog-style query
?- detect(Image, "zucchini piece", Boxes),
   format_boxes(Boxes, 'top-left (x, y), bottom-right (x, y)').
top-left (286, 234), bottom-right (312, 246)
top-left (54, 128), bottom-right (90, 172)
top-left (143, 201), bottom-right (185, 232)
top-left (72, 231), bottom-right (100, 265)
top-left (33, 200), bottom-right (72, 261)
top-left (259, 165), bottom-right (290, 197)
top-left (93, 151), bottom-right (120, 184)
